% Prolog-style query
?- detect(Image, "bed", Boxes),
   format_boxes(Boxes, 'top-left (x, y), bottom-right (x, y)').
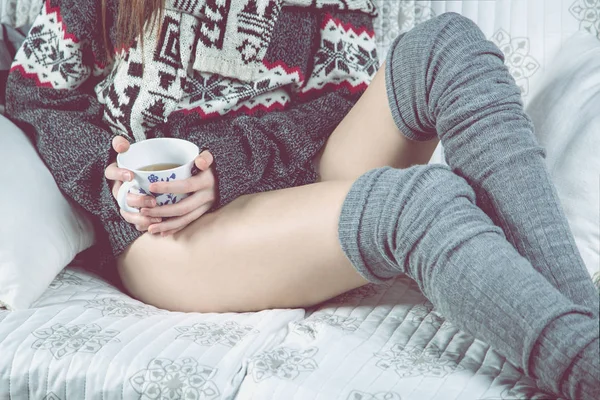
top-left (1, 1), bottom-right (598, 399)
top-left (0, 264), bottom-right (551, 400)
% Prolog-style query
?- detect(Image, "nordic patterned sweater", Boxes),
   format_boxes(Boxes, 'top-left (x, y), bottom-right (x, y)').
top-left (5, 0), bottom-right (378, 273)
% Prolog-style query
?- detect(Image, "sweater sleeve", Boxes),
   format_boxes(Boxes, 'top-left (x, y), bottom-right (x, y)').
top-left (160, 10), bottom-right (379, 208)
top-left (5, 0), bottom-right (140, 257)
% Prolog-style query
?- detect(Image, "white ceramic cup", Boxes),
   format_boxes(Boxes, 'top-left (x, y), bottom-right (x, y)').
top-left (116, 138), bottom-right (199, 213)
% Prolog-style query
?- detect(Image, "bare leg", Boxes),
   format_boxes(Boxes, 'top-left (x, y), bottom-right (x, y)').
top-left (118, 180), bottom-right (367, 313)
top-left (117, 64), bottom-right (436, 313)
top-left (316, 64), bottom-right (439, 181)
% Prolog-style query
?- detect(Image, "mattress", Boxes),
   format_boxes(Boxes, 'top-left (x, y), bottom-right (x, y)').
top-left (0, 264), bottom-right (554, 400)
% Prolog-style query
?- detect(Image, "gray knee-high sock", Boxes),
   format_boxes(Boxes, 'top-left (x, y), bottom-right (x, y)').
top-left (338, 166), bottom-right (599, 400)
top-left (384, 12), bottom-right (599, 311)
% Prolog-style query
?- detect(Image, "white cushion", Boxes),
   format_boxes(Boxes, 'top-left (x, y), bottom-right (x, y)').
top-left (0, 114), bottom-right (95, 310)
top-left (526, 32), bottom-right (600, 288)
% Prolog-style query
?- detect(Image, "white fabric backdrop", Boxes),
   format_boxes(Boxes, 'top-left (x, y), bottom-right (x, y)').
top-left (0, 0), bottom-right (40, 28)
top-left (373, 0), bottom-right (600, 103)
top-left (372, 0), bottom-right (600, 163)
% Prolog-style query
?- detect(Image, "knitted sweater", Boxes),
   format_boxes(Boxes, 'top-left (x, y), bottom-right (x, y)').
top-left (5, 0), bottom-right (378, 273)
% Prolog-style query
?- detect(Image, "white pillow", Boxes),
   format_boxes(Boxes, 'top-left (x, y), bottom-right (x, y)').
top-left (0, 114), bottom-right (95, 310)
top-left (526, 32), bottom-right (600, 289)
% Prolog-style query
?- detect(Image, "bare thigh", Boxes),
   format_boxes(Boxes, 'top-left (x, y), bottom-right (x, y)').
top-left (118, 181), bottom-right (364, 313)
top-left (117, 66), bottom-right (438, 313)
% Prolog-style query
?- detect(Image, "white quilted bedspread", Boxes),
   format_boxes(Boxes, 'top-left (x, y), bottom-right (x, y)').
top-left (0, 266), bottom-right (556, 400)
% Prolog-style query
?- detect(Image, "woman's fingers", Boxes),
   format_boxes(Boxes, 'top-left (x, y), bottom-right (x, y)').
top-left (105, 162), bottom-right (133, 182)
top-left (112, 136), bottom-right (130, 153)
top-left (147, 203), bottom-right (212, 235)
top-left (159, 227), bottom-right (185, 237)
top-left (139, 189), bottom-right (214, 218)
top-left (120, 209), bottom-right (162, 232)
top-left (126, 193), bottom-right (157, 209)
top-left (112, 180), bottom-right (122, 199)
top-left (149, 169), bottom-right (214, 194)
top-left (195, 150), bottom-right (214, 171)
top-left (106, 162), bottom-right (133, 200)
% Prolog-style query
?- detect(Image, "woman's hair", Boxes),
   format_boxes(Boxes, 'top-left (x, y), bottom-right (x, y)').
top-left (102, 0), bottom-right (165, 58)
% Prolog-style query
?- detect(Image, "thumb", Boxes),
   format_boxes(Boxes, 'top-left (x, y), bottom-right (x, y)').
top-left (194, 150), bottom-right (214, 171)
top-left (112, 136), bottom-right (130, 154)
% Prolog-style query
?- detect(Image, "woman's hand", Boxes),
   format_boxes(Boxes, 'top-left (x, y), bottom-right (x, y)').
top-left (141, 151), bottom-right (217, 237)
top-left (105, 136), bottom-right (161, 232)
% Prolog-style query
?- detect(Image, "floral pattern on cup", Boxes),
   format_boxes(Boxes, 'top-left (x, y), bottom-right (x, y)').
top-left (130, 358), bottom-right (220, 400)
top-left (248, 346), bottom-right (319, 382)
top-left (31, 323), bottom-right (120, 360)
top-left (374, 344), bottom-right (465, 379)
top-left (139, 173), bottom-right (179, 206)
top-left (146, 172), bottom-right (178, 206)
top-left (175, 321), bottom-right (258, 347)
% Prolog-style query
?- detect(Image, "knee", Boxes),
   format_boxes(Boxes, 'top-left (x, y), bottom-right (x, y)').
top-left (389, 12), bottom-right (485, 56)
top-left (364, 165), bottom-right (478, 242)
top-left (361, 165), bottom-right (483, 273)
top-left (402, 164), bottom-right (477, 207)
top-left (434, 12), bottom-right (483, 37)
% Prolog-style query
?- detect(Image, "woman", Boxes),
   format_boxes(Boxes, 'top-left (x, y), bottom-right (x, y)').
top-left (6, 0), bottom-right (599, 399)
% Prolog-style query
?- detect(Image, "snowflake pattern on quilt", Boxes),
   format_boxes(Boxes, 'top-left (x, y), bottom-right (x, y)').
top-left (41, 393), bottom-right (62, 400)
top-left (31, 323), bottom-right (120, 360)
top-left (130, 358), bottom-right (220, 400)
top-left (300, 13), bottom-right (378, 95)
top-left (374, 344), bottom-right (465, 379)
top-left (248, 346), bottom-right (319, 382)
top-left (491, 29), bottom-right (540, 96)
top-left (330, 283), bottom-right (388, 304)
top-left (405, 302), bottom-right (456, 336)
top-left (174, 321), bottom-right (258, 347)
top-left (84, 297), bottom-right (166, 318)
top-left (11, 0), bottom-right (89, 89)
top-left (48, 269), bottom-right (84, 289)
top-left (347, 391), bottom-right (402, 400)
top-left (570, 0), bottom-right (600, 39)
top-left (407, 302), bottom-right (433, 324)
top-left (425, 310), bottom-right (456, 333)
top-left (293, 313), bottom-right (360, 338)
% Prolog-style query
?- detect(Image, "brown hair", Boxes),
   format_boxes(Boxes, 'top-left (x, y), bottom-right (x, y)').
top-left (101, 0), bottom-right (165, 58)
